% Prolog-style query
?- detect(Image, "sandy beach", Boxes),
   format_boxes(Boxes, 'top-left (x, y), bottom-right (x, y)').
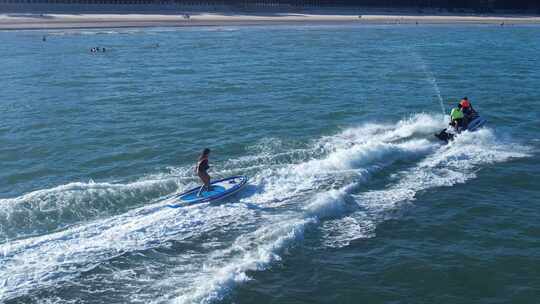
top-left (1, 12), bottom-right (540, 30)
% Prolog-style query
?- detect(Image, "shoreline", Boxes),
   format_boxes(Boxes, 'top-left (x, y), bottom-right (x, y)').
top-left (2, 13), bottom-right (540, 30)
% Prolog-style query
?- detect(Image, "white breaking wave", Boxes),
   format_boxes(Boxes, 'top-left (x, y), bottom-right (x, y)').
top-left (0, 177), bottom-right (183, 241)
top-left (359, 128), bottom-right (530, 211)
top-left (171, 187), bottom-right (353, 304)
top-left (0, 199), bottom-right (258, 301)
top-left (47, 29), bottom-right (146, 36)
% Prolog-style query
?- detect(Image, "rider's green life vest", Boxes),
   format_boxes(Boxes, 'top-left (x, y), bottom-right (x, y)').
top-left (450, 108), bottom-right (464, 120)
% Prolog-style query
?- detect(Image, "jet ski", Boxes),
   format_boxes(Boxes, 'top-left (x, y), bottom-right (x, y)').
top-left (435, 113), bottom-right (487, 143)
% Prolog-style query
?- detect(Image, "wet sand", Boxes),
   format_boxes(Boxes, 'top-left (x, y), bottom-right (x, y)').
top-left (1, 12), bottom-right (540, 30)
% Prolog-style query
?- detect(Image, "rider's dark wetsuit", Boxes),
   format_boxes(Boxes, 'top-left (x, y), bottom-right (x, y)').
top-left (463, 106), bottom-right (479, 123)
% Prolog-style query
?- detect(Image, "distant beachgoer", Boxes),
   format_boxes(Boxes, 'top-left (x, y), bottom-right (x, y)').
top-left (102, 47), bottom-right (106, 52)
top-left (196, 148), bottom-right (211, 196)
top-left (90, 48), bottom-right (96, 52)
top-left (42, 35), bottom-right (46, 42)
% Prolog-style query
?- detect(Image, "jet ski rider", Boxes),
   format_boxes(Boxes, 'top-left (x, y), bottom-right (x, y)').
top-left (450, 103), bottom-right (465, 131)
top-left (459, 97), bottom-right (478, 128)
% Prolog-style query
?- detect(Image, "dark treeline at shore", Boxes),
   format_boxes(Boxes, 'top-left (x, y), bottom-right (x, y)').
top-left (325, 0), bottom-right (539, 10)
top-left (2, 0), bottom-right (539, 11)
top-left (238, 0), bottom-right (539, 10)
top-left (340, 0), bottom-right (539, 10)
top-left (231, 0), bottom-right (540, 10)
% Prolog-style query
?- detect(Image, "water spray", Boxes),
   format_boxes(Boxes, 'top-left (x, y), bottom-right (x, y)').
top-left (412, 50), bottom-right (446, 116)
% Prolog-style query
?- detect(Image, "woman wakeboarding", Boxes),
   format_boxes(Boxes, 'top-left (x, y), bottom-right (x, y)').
top-left (196, 148), bottom-right (211, 197)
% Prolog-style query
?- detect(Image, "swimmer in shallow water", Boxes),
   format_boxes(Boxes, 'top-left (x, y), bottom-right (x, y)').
top-left (196, 148), bottom-right (211, 197)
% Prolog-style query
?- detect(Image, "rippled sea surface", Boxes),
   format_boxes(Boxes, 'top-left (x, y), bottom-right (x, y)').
top-left (1, 24), bottom-right (539, 304)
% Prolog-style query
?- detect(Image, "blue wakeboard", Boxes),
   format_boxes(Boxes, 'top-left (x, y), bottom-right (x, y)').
top-left (168, 176), bottom-right (248, 208)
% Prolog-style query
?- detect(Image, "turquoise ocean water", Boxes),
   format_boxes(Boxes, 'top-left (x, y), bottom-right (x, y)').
top-left (1, 24), bottom-right (539, 303)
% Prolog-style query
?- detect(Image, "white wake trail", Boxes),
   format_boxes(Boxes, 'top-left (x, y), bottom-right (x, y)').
top-left (165, 115), bottom-right (444, 304)
top-left (323, 128), bottom-right (531, 248)
top-left (0, 114), bottom-right (448, 303)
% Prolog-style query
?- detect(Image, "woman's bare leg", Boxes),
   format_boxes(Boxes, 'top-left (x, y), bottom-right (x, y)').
top-left (197, 173), bottom-right (211, 196)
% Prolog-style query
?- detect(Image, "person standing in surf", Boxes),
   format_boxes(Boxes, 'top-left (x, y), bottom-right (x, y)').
top-left (196, 148), bottom-right (211, 197)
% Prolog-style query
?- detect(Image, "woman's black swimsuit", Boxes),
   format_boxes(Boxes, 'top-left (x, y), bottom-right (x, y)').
top-left (198, 159), bottom-right (209, 173)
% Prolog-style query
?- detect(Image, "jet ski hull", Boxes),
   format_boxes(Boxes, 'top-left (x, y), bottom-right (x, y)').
top-left (435, 129), bottom-right (455, 143)
top-left (435, 116), bottom-right (486, 143)
top-left (466, 116), bottom-right (487, 131)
